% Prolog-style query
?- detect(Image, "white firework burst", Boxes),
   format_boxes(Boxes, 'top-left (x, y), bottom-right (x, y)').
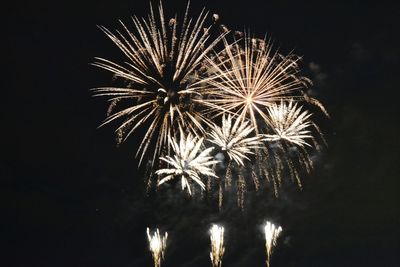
top-left (263, 100), bottom-right (313, 147)
top-left (92, 2), bottom-right (226, 165)
top-left (156, 132), bottom-right (219, 195)
top-left (208, 114), bottom-right (262, 166)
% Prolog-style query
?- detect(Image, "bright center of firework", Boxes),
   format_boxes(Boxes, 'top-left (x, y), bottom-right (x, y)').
top-left (246, 95), bottom-right (253, 105)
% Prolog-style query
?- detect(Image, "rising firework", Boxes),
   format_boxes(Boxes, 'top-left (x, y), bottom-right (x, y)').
top-left (195, 35), bottom-right (315, 133)
top-left (156, 132), bottom-right (219, 195)
top-left (147, 227), bottom-right (168, 267)
top-left (264, 221), bottom-right (282, 267)
top-left (210, 224), bottom-right (225, 267)
top-left (92, 1), bottom-right (226, 166)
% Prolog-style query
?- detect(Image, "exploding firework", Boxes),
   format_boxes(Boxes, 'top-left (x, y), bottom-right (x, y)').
top-left (195, 35), bottom-right (317, 134)
top-left (264, 221), bottom-right (282, 267)
top-left (156, 132), bottom-right (219, 195)
top-left (208, 114), bottom-right (263, 166)
top-left (92, 1), bottom-right (226, 166)
top-left (208, 114), bottom-right (263, 208)
top-left (147, 227), bottom-right (168, 267)
top-left (91, 1), bottom-right (328, 206)
top-left (210, 224), bottom-right (225, 267)
top-left (254, 99), bottom-right (325, 193)
top-left (194, 35), bottom-right (327, 199)
top-left (207, 114), bottom-right (263, 208)
top-left (263, 100), bottom-right (315, 147)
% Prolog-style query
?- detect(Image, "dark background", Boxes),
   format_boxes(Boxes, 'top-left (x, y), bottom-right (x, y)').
top-left (6, 0), bottom-right (400, 266)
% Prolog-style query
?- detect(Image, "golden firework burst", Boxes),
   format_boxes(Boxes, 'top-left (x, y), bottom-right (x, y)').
top-left (92, 1), bottom-right (226, 166)
top-left (91, 2), bottom-right (329, 206)
top-left (195, 34), bottom-right (316, 133)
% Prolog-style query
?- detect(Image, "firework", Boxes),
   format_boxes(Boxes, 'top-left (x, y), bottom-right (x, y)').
top-left (195, 35), bottom-right (314, 134)
top-left (92, 1), bottom-right (226, 166)
top-left (263, 100), bottom-right (314, 147)
top-left (91, 1), bottom-right (328, 205)
top-left (208, 114), bottom-right (263, 166)
top-left (156, 132), bottom-right (219, 195)
top-left (207, 114), bottom-right (263, 208)
top-left (257, 99), bottom-right (324, 191)
top-left (264, 221), bottom-right (282, 267)
top-left (147, 227), bottom-right (168, 267)
top-left (210, 224), bottom-right (225, 267)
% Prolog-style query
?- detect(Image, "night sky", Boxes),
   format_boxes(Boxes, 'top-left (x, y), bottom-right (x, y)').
top-left (7, 0), bottom-right (400, 266)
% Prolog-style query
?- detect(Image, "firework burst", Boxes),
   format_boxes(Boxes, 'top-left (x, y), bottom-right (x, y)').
top-left (206, 114), bottom-right (263, 208)
top-left (92, 1), bottom-right (226, 165)
top-left (195, 35), bottom-right (315, 133)
top-left (208, 114), bottom-right (262, 166)
top-left (91, 1), bottom-right (328, 207)
top-left (254, 99), bottom-right (325, 192)
top-left (264, 221), bottom-right (282, 267)
top-left (210, 224), bottom-right (225, 267)
top-left (156, 132), bottom-right (219, 195)
top-left (147, 227), bottom-right (168, 267)
top-left (263, 100), bottom-right (314, 147)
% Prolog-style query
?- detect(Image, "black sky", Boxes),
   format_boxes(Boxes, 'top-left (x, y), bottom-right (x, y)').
top-left (6, 0), bottom-right (400, 266)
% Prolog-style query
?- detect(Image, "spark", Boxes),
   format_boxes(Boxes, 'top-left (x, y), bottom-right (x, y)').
top-left (196, 34), bottom-right (314, 134)
top-left (263, 100), bottom-right (313, 147)
top-left (156, 132), bottom-right (219, 195)
top-left (210, 224), bottom-right (225, 267)
top-left (92, 1), bottom-right (226, 166)
top-left (264, 221), bottom-right (282, 267)
top-left (208, 114), bottom-right (263, 166)
top-left (147, 227), bottom-right (168, 267)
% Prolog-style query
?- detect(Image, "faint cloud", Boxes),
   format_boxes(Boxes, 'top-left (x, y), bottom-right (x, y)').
top-left (309, 62), bottom-right (328, 88)
top-left (350, 42), bottom-right (371, 62)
